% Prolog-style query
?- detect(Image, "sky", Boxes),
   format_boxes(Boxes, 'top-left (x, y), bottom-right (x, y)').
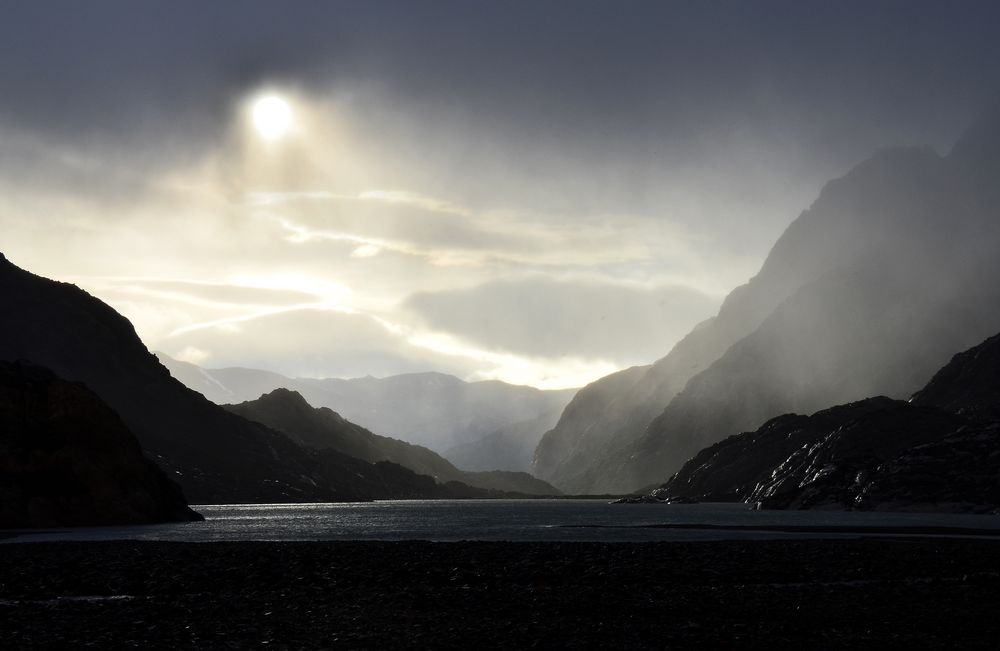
top-left (1, 1), bottom-right (998, 389)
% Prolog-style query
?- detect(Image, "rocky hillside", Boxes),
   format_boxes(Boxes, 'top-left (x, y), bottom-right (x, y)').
top-left (536, 107), bottom-right (1000, 494)
top-left (0, 361), bottom-right (201, 527)
top-left (0, 253), bottom-right (512, 503)
top-left (644, 330), bottom-right (1000, 513)
top-left (158, 354), bottom-right (573, 469)
top-left (225, 389), bottom-right (559, 495)
top-left (910, 332), bottom-right (1000, 423)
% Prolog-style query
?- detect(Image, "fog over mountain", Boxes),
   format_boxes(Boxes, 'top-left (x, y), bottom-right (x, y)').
top-left (0, 253), bottom-right (516, 503)
top-left (2, 2), bottom-right (1000, 500)
top-left (640, 330), bottom-right (1000, 513)
top-left (535, 108), bottom-right (1000, 493)
top-left (157, 353), bottom-right (572, 467)
top-left (2, 2), bottom-right (999, 391)
top-left (224, 389), bottom-right (559, 495)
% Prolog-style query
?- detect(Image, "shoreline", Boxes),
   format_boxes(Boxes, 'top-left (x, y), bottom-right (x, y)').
top-left (3, 538), bottom-right (1000, 647)
top-left (559, 522), bottom-right (1000, 537)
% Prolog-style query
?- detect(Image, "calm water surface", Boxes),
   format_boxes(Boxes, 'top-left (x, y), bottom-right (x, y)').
top-left (5, 500), bottom-right (1000, 544)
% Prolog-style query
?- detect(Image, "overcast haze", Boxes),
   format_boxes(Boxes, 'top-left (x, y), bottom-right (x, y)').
top-left (2, 1), bottom-right (998, 388)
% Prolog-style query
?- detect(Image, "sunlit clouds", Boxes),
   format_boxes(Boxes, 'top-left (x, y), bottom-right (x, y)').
top-left (9, 0), bottom-right (992, 390)
top-left (0, 78), bottom-right (801, 387)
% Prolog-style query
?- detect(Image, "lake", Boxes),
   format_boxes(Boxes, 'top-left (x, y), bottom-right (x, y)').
top-left (5, 499), bottom-right (1000, 544)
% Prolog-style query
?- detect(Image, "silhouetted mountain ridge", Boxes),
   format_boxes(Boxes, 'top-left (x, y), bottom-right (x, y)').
top-left (225, 389), bottom-right (559, 495)
top-left (0, 253), bottom-right (513, 503)
top-left (0, 360), bottom-right (201, 527)
top-left (911, 332), bottom-right (1000, 423)
top-left (158, 353), bottom-right (572, 471)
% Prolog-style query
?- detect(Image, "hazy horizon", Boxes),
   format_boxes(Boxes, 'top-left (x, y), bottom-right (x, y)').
top-left (3, 1), bottom-right (999, 389)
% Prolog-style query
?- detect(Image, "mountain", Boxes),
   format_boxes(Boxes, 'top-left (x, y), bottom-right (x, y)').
top-left (225, 389), bottom-right (559, 495)
top-left (0, 253), bottom-right (506, 503)
top-left (535, 107), bottom-right (1000, 494)
top-left (0, 360), bottom-right (201, 527)
top-left (910, 332), bottom-right (1000, 423)
top-left (444, 410), bottom-right (563, 473)
top-left (643, 330), bottom-right (1000, 513)
top-left (157, 354), bottom-right (573, 469)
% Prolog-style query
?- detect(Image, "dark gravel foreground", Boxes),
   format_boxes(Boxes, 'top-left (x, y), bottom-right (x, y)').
top-left (2, 539), bottom-right (1000, 649)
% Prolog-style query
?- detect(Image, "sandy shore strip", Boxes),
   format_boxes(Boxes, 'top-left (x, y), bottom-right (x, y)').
top-left (2, 539), bottom-right (1000, 648)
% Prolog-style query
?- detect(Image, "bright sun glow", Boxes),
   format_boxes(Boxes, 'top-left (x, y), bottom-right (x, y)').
top-left (251, 94), bottom-right (293, 141)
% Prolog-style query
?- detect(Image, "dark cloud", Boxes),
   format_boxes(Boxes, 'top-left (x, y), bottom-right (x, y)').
top-left (404, 277), bottom-right (719, 363)
top-left (2, 1), bottom-right (998, 163)
top-left (3, 0), bottom-right (996, 263)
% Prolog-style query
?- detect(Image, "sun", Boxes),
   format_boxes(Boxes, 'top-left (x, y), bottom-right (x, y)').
top-left (250, 94), bottom-right (293, 141)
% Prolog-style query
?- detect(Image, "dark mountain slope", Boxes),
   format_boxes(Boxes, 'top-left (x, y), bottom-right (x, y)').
top-left (225, 389), bottom-right (559, 495)
top-left (157, 353), bottom-right (573, 470)
top-left (0, 361), bottom-right (201, 527)
top-left (649, 397), bottom-right (966, 506)
top-left (647, 330), bottom-right (1000, 513)
top-left (845, 424), bottom-right (1000, 513)
top-left (911, 332), bottom-right (1000, 423)
top-left (0, 253), bottom-right (489, 503)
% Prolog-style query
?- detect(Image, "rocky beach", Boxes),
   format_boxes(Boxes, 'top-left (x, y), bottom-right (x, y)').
top-left (3, 538), bottom-right (1000, 648)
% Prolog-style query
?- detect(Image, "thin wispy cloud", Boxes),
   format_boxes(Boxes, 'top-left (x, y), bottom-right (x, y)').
top-left (2, 1), bottom-right (996, 388)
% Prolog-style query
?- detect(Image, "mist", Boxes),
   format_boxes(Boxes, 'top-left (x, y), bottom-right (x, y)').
top-left (3, 1), bottom-right (999, 389)
top-left (7, 4), bottom-right (1000, 647)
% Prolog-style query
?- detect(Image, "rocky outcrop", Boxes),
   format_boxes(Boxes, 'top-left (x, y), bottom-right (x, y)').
top-left (910, 332), bottom-right (1000, 423)
top-left (537, 106), bottom-right (1000, 494)
top-left (225, 389), bottom-right (560, 495)
top-left (646, 330), bottom-right (1000, 513)
top-left (0, 361), bottom-right (202, 527)
top-left (746, 401), bottom-right (967, 509)
top-left (846, 424), bottom-right (1000, 513)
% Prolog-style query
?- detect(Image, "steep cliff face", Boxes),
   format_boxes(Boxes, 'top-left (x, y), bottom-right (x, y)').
top-left (532, 365), bottom-right (650, 490)
top-left (649, 330), bottom-right (1000, 513)
top-left (226, 389), bottom-right (560, 495)
top-left (0, 361), bottom-right (202, 527)
top-left (0, 254), bottom-right (501, 503)
top-left (538, 108), bottom-right (1000, 494)
top-left (531, 243), bottom-right (838, 494)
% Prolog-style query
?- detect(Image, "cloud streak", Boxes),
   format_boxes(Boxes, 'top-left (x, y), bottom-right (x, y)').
top-left (2, 2), bottom-right (998, 387)
top-left (405, 277), bottom-right (720, 364)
